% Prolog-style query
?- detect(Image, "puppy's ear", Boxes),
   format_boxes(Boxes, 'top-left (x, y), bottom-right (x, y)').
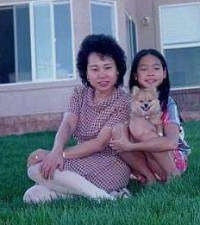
top-left (131, 86), bottom-right (140, 97)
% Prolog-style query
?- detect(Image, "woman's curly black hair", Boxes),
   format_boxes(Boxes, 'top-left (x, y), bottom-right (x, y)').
top-left (128, 49), bottom-right (170, 112)
top-left (77, 34), bottom-right (127, 88)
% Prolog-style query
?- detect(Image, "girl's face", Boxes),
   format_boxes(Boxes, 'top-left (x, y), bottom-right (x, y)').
top-left (87, 52), bottom-right (118, 94)
top-left (135, 54), bottom-right (166, 89)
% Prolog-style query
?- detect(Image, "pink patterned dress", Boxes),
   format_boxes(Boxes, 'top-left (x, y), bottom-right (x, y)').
top-left (63, 85), bottom-right (131, 193)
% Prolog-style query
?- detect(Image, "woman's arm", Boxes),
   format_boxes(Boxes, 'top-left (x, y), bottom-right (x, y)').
top-left (39, 112), bottom-right (78, 179)
top-left (110, 123), bottom-right (180, 153)
top-left (27, 113), bottom-right (77, 166)
top-left (63, 126), bottom-right (112, 159)
top-left (52, 112), bottom-right (77, 154)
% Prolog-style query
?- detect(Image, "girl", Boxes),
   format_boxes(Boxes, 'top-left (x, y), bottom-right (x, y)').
top-left (110, 49), bottom-right (191, 184)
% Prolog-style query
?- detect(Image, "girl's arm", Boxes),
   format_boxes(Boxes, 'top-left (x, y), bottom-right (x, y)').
top-left (63, 126), bottom-right (112, 159)
top-left (110, 123), bottom-right (180, 153)
top-left (131, 123), bottom-right (180, 152)
top-left (110, 96), bottom-right (181, 153)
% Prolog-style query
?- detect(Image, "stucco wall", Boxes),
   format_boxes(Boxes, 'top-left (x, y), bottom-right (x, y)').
top-left (130, 0), bottom-right (200, 123)
top-left (0, 0), bottom-right (130, 135)
top-left (0, 0), bottom-right (199, 136)
top-left (134, 0), bottom-right (200, 50)
top-left (0, 81), bottom-right (76, 117)
top-left (0, 0), bottom-right (128, 119)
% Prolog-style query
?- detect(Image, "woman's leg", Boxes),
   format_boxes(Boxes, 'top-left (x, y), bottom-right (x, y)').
top-left (23, 184), bottom-right (67, 203)
top-left (24, 163), bottom-right (114, 203)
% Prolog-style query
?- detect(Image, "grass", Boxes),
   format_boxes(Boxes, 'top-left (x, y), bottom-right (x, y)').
top-left (0, 121), bottom-right (200, 225)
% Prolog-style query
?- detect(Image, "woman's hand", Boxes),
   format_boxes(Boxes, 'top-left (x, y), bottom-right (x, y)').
top-left (27, 149), bottom-right (49, 167)
top-left (40, 151), bottom-right (64, 179)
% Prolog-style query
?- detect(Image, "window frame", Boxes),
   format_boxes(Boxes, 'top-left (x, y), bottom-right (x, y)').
top-left (0, 0), bottom-right (75, 86)
top-left (125, 12), bottom-right (137, 69)
top-left (90, 0), bottom-right (118, 39)
top-left (159, 2), bottom-right (200, 90)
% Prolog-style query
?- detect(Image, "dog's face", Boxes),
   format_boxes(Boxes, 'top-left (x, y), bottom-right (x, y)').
top-left (131, 87), bottom-right (161, 116)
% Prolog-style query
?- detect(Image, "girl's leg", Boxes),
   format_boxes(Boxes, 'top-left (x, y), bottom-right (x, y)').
top-left (24, 163), bottom-right (114, 203)
top-left (112, 124), bottom-right (154, 183)
top-left (112, 123), bottom-right (166, 184)
top-left (144, 152), bottom-right (167, 182)
top-left (120, 151), bottom-right (156, 184)
top-left (148, 149), bottom-right (187, 179)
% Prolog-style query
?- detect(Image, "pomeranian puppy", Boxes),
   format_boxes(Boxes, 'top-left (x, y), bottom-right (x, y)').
top-left (129, 87), bottom-right (163, 141)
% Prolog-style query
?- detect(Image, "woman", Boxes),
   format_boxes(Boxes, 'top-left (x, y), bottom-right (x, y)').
top-left (23, 34), bottom-right (131, 203)
top-left (110, 49), bottom-right (191, 184)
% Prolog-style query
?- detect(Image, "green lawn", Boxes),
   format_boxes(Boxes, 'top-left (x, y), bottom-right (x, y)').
top-left (0, 121), bottom-right (200, 225)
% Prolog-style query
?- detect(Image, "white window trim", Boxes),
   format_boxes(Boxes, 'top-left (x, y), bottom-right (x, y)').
top-left (30, 2), bottom-right (36, 81)
top-left (69, 0), bottom-right (76, 81)
top-left (125, 12), bottom-right (138, 57)
top-left (162, 42), bottom-right (200, 50)
top-left (51, 3), bottom-right (56, 80)
top-left (13, 7), bottom-right (18, 82)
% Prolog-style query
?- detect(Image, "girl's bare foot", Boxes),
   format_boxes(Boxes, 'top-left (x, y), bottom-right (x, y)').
top-left (146, 153), bottom-right (167, 182)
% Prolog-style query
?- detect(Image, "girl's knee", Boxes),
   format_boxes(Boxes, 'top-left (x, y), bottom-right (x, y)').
top-left (150, 151), bottom-right (186, 180)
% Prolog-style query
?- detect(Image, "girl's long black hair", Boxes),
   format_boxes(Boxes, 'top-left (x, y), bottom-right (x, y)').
top-left (128, 49), bottom-right (170, 112)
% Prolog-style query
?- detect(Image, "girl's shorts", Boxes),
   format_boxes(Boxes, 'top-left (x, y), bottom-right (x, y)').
top-left (170, 149), bottom-right (187, 173)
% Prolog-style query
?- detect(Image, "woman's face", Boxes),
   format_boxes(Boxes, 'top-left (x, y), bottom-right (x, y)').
top-left (135, 54), bottom-right (166, 89)
top-left (87, 52), bottom-right (118, 94)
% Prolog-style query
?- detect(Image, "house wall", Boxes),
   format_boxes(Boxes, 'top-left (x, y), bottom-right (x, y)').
top-left (134, 0), bottom-right (200, 122)
top-left (0, 0), bottom-right (129, 118)
top-left (0, 0), bottom-right (129, 135)
top-left (133, 0), bottom-right (200, 50)
top-left (0, 0), bottom-right (199, 136)
top-left (135, 0), bottom-right (156, 49)
top-left (0, 0), bottom-right (91, 119)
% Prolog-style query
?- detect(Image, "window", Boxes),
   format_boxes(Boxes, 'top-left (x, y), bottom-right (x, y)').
top-left (0, 1), bottom-right (73, 84)
top-left (91, 0), bottom-right (116, 37)
top-left (126, 14), bottom-right (137, 68)
top-left (159, 3), bottom-right (200, 88)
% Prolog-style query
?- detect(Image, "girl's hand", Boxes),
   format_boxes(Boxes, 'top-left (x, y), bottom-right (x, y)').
top-left (110, 126), bottom-right (132, 152)
top-left (40, 151), bottom-right (64, 179)
top-left (27, 149), bottom-right (49, 167)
